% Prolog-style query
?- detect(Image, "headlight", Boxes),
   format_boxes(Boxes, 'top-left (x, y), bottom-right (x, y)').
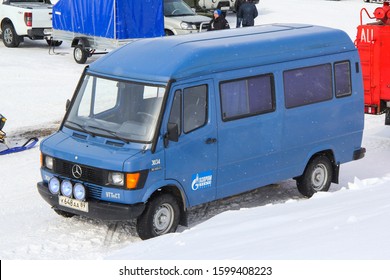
top-left (45, 155), bottom-right (54, 170)
top-left (60, 180), bottom-right (73, 197)
top-left (108, 172), bottom-right (124, 186)
top-left (73, 183), bottom-right (86, 200)
top-left (180, 22), bottom-right (195, 30)
top-left (48, 177), bottom-right (60, 195)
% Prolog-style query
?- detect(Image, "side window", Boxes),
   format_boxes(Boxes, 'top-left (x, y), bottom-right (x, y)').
top-left (220, 74), bottom-right (275, 121)
top-left (183, 85), bottom-right (208, 133)
top-left (334, 61), bottom-right (352, 97)
top-left (284, 64), bottom-right (332, 108)
top-left (168, 90), bottom-right (182, 136)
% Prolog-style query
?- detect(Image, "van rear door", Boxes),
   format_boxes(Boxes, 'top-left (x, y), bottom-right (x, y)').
top-left (165, 81), bottom-right (218, 206)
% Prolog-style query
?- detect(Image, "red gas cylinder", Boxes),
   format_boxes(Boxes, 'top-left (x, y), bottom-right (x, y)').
top-left (374, 2), bottom-right (390, 24)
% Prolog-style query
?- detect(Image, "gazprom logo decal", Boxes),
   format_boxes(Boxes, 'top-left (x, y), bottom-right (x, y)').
top-left (191, 171), bottom-right (213, 191)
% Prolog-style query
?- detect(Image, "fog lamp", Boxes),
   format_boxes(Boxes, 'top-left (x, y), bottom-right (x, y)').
top-left (73, 183), bottom-right (86, 200)
top-left (60, 180), bottom-right (73, 197)
top-left (48, 177), bottom-right (60, 195)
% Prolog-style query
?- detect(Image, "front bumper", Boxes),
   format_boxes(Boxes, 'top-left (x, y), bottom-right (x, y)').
top-left (37, 181), bottom-right (145, 221)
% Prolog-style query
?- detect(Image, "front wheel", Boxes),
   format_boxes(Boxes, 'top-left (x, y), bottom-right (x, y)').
top-left (164, 29), bottom-right (174, 36)
top-left (296, 155), bottom-right (333, 198)
top-left (136, 193), bottom-right (180, 240)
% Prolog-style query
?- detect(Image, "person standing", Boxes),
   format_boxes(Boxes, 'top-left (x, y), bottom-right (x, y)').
top-left (237, 0), bottom-right (258, 27)
top-left (234, 0), bottom-right (245, 28)
top-left (207, 9), bottom-right (230, 31)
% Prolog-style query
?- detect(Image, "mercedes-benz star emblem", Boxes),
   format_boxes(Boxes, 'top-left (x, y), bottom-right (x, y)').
top-left (72, 164), bottom-right (83, 179)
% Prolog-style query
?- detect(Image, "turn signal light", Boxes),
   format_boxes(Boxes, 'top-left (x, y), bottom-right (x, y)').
top-left (126, 173), bottom-right (140, 189)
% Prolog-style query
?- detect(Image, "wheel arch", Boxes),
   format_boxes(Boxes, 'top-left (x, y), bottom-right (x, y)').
top-left (71, 37), bottom-right (91, 48)
top-left (143, 181), bottom-right (189, 226)
top-left (164, 28), bottom-right (176, 36)
top-left (1, 18), bottom-right (13, 30)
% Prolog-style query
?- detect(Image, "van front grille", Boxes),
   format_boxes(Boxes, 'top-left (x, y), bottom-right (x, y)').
top-left (53, 158), bottom-right (108, 186)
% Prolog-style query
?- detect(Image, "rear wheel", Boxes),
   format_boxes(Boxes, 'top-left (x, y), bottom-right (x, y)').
top-left (2, 23), bottom-right (20, 48)
top-left (136, 193), bottom-right (180, 240)
top-left (296, 155), bottom-right (333, 198)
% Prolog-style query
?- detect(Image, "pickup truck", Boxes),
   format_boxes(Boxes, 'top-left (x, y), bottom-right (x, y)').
top-left (0, 0), bottom-right (61, 47)
top-left (185, 0), bottom-right (235, 12)
top-left (185, 0), bottom-right (260, 13)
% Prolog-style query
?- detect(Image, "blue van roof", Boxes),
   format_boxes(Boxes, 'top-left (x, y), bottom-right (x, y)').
top-left (88, 23), bottom-right (356, 83)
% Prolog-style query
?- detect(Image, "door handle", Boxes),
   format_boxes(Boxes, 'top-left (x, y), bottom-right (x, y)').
top-left (205, 138), bottom-right (217, 144)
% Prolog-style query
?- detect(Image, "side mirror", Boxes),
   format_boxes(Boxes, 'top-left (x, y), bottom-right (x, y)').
top-left (66, 99), bottom-right (71, 111)
top-left (164, 122), bottom-right (179, 147)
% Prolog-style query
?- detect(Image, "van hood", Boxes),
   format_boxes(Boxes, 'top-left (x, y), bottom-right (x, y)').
top-left (41, 131), bottom-right (143, 171)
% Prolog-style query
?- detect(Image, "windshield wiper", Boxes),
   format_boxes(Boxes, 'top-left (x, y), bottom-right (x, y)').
top-left (86, 125), bottom-right (130, 144)
top-left (65, 120), bottom-right (96, 137)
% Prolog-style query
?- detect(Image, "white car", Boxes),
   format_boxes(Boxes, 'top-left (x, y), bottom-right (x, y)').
top-left (0, 0), bottom-right (61, 47)
top-left (164, 0), bottom-right (211, 35)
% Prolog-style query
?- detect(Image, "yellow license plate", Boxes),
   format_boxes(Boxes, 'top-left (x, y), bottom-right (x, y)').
top-left (59, 196), bottom-right (89, 213)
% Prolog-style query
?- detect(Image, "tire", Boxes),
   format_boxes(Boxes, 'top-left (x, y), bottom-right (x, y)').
top-left (2, 23), bottom-right (20, 48)
top-left (385, 108), bottom-right (390, 125)
top-left (73, 45), bottom-right (89, 64)
top-left (296, 155), bottom-right (333, 198)
top-left (136, 193), bottom-right (180, 240)
top-left (46, 39), bottom-right (63, 47)
top-left (54, 209), bottom-right (75, 218)
top-left (165, 29), bottom-right (174, 36)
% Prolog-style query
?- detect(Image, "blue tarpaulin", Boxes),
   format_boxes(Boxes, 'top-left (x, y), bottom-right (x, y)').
top-left (52, 0), bottom-right (164, 39)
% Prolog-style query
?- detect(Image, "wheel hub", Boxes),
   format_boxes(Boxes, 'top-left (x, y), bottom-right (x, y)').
top-left (74, 48), bottom-right (83, 60)
top-left (3, 29), bottom-right (13, 44)
top-left (153, 203), bottom-right (174, 234)
top-left (312, 163), bottom-right (327, 190)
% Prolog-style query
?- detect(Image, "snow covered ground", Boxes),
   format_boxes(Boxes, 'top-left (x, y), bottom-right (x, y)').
top-left (1, 0), bottom-right (390, 278)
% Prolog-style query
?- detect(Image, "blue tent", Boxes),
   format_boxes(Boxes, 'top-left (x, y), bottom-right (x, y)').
top-left (52, 0), bottom-right (164, 39)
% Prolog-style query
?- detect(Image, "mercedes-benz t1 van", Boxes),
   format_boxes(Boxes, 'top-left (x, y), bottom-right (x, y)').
top-left (38, 24), bottom-right (366, 240)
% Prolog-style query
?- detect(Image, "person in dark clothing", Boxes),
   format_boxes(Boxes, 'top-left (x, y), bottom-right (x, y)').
top-left (207, 9), bottom-right (230, 31)
top-left (234, 0), bottom-right (245, 28)
top-left (237, 0), bottom-right (258, 27)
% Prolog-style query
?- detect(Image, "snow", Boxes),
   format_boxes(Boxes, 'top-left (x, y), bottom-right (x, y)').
top-left (1, 0), bottom-right (390, 276)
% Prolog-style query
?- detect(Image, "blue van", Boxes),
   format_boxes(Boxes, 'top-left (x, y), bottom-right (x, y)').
top-left (37, 24), bottom-right (366, 240)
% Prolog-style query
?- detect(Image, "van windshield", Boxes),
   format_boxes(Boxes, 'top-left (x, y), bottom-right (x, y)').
top-left (164, 0), bottom-right (196, 17)
top-left (65, 74), bottom-right (166, 143)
